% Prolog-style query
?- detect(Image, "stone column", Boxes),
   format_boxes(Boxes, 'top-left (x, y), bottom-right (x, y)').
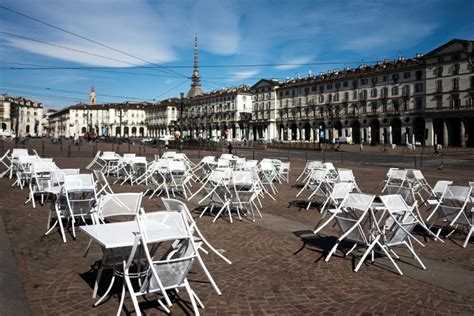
top-left (315, 128), bottom-right (320, 143)
top-left (379, 127), bottom-right (385, 144)
top-left (443, 120), bottom-right (449, 147)
top-left (367, 126), bottom-right (372, 144)
top-left (425, 118), bottom-right (434, 146)
top-left (388, 126), bottom-right (393, 145)
top-left (360, 127), bottom-right (365, 143)
top-left (460, 120), bottom-right (466, 147)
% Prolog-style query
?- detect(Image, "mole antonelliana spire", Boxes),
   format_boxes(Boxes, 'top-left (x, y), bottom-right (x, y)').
top-left (186, 34), bottom-right (205, 98)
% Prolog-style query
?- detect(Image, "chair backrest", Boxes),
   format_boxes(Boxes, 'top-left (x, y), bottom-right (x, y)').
top-left (12, 148), bottom-right (28, 159)
top-left (162, 198), bottom-right (194, 225)
top-left (220, 153), bottom-right (234, 160)
top-left (98, 193), bottom-right (142, 219)
top-left (432, 180), bottom-right (453, 195)
top-left (202, 156), bottom-right (215, 163)
top-left (231, 170), bottom-right (253, 186)
top-left (101, 151), bottom-right (116, 158)
top-left (340, 193), bottom-right (375, 211)
top-left (309, 168), bottom-right (327, 182)
top-left (162, 151), bottom-right (176, 158)
top-left (61, 168), bottom-right (80, 176)
top-left (389, 169), bottom-right (407, 180)
top-left (168, 160), bottom-right (186, 172)
top-left (64, 174), bottom-right (95, 191)
top-left (338, 169), bottom-right (355, 182)
top-left (385, 185), bottom-right (416, 206)
top-left (380, 194), bottom-right (418, 245)
top-left (441, 185), bottom-right (471, 203)
top-left (331, 182), bottom-right (353, 199)
top-left (217, 159), bottom-right (230, 168)
top-left (32, 161), bottom-right (57, 173)
top-left (123, 153), bottom-right (136, 158)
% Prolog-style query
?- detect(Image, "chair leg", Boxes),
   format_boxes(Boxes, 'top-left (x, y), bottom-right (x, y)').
top-left (404, 241), bottom-right (426, 269)
top-left (463, 226), bottom-right (473, 248)
top-left (184, 279), bottom-right (200, 316)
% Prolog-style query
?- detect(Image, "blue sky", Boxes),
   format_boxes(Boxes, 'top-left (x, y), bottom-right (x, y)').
top-left (0, 0), bottom-right (473, 109)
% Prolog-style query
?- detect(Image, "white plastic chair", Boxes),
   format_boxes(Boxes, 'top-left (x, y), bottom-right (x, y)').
top-left (0, 149), bottom-right (11, 178)
top-left (427, 185), bottom-right (473, 247)
top-left (86, 150), bottom-right (103, 170)
top-left (88, 193), bottom-right (143, 303)
top-left (121, 211), bottom-right (204, 315)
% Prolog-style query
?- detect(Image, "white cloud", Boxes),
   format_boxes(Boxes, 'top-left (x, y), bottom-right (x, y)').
top-left (164, 79), bottom-right (173, 84)
top-left (227, 70), bottom-right (260, 81)
top-left (275, 56), bottom-right (313, 70)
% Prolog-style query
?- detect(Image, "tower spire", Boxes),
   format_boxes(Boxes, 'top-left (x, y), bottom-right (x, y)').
top-left (186, 33), bottom-right (204, 98)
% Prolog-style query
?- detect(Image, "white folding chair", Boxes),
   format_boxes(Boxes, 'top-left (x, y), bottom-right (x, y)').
top-left (121, 211), bottom-right (204, 315)
top-left (0, 149), bottom-right (11, 178)
top-left (26, 161), bottom-right (57, 208)
top-left (86, 150), bottom-right (103, 170)
top-left (87, 193), bottom-right (143, 303)
top-left (320, 182), bottom-right (353, 214)
top-left (382, 169), bottom-right (407, 192)
top-left (337, 169), bottom-right (362, 192)
top-left (162, 198), bottom-right (232, 265)
top-left (427, 185), bottom-right (473, 247)
top-left (231, 170), bottom-right (261, 222)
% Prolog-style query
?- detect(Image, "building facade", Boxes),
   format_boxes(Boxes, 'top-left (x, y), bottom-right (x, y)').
top-left (0, 94), bottom-right (44, 137)
top-left (145, 98), bottom-right (179, 137)
top-left (180, 86), bottom-right (253, 140)
top-left (247, 39), bottom-right (474, 147)
top-left (49, 102), bottom-right (148, 138)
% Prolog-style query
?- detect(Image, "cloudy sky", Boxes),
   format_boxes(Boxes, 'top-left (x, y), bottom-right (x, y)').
top-left (0, 0), bottom-right (473, 109)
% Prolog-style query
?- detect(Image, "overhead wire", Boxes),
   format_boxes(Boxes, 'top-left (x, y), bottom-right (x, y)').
top-left (0, 82), bottom-right (154, 101)
top-left (0, 5), bottom-right (188, 79)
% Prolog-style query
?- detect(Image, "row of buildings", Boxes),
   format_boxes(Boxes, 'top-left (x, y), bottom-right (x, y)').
top-left (2, 38), bottom-right (473, 147)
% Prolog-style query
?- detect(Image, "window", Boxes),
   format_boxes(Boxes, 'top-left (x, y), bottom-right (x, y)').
top-left (436, 66), bottom-right (443, 77)
top-left (436, 96), bottom-right (443, 108)
top-left (392, 74), bottom-right (399, 82)
top-left (319, 85), bottom-right (324, 92)
top-left (334, 93), bottom-right (339, 101)
top-left (381, 87), bottom-right (388, 98)
top-left (437, 56), bottom-right (444, 63)
top-left (393, 99), bottom-right (400, 112)
top-left (343, 81), bottom-right (348, 87)
top-left (452, 64), bottom-right (460, 75)
top-left (415, 70), bottom-right (423, 80)
top-left (392, 86), bottom-right (399, 96)
top-left (415, 83), bottom-right (423, 93)
top-left (319, 95), bottom-right (324, 103)
top-left (371, 88), bottom-right (377, 98)
top-left (383, 75), bottom-right (387, 82)
top-left (327, 83), bottom-right (332, 89)
top-left (285, 90), bottom-right (289, 96)
top-left (403, 72), bottom-right (411, 79)
top-left (436, 80), bottom-right (443, 93)
top-left (361, 78), bottom-right (368, 85)
top-left (335, 82), bottom-right (341, 89)
top-left (402, 85), bottom-right (410, 96)
top-left (311, 86), bottom-right (317, 92)
top-left (353, 91), bottom-right (358, 100)
top-left (471, 76), bottom-right (474, 89)
top-left (360, 90), bottom-right (367, 100)
top-left (344, 92), bottom-right (349, 101)
top-left (371, 77), bottom-right (378, 84)
top-left (352, 80), bottom-right (358, 87)
top-left (452, 78), bottom-right (459, 91)
top-left (452, 96), bottom-right (461, 108)
top-left (415, 98), bottom-right (422, 110)
top-left (304, 87), bottom-right (310, 95)
top-left (452, 54), bottom-right (460, 60)
top-left (371, 102), bottom-right (377, 114)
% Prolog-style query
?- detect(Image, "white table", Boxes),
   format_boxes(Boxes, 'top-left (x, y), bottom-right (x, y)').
top-left (81, 218), bottom-right (189, 305)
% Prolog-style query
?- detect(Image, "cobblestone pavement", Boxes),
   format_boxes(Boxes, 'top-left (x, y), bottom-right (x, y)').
top-left (0, 149), bottom-right (473, 315)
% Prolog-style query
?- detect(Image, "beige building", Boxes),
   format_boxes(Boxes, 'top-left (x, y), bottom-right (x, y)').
top-left (49, 102), bottom-right (149, 138)
top-left (0, 94), bottom-right (44, 137)
top-left (145, 98), bottom-right (179, 137)
top-left (180, 86), bottom-right (253, 140)
top-left (248, 39), bottom-right (474, 147)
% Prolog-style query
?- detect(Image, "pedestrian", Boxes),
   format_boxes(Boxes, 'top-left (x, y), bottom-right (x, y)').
top-left (164, 138), bottom-right (169, 150)
top-left (359, 143), bottom-right (363, 152)
top-left (227, 142), bottom-right (233, 154)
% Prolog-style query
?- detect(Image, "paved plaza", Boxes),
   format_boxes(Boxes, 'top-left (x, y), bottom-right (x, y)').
top-left (0, 141), bottom-right (473, 315)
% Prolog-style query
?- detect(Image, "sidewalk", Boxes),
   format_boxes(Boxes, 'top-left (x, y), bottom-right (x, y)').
top-left (0, 214), bottom-right (31, 315)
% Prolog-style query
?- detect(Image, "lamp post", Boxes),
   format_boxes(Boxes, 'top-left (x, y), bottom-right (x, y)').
top-left (12, 102), bottom-right (20, 144)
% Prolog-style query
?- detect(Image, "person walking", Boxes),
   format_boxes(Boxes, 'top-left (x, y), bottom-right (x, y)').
top-left (227, 142), bottom-right (233, 154)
